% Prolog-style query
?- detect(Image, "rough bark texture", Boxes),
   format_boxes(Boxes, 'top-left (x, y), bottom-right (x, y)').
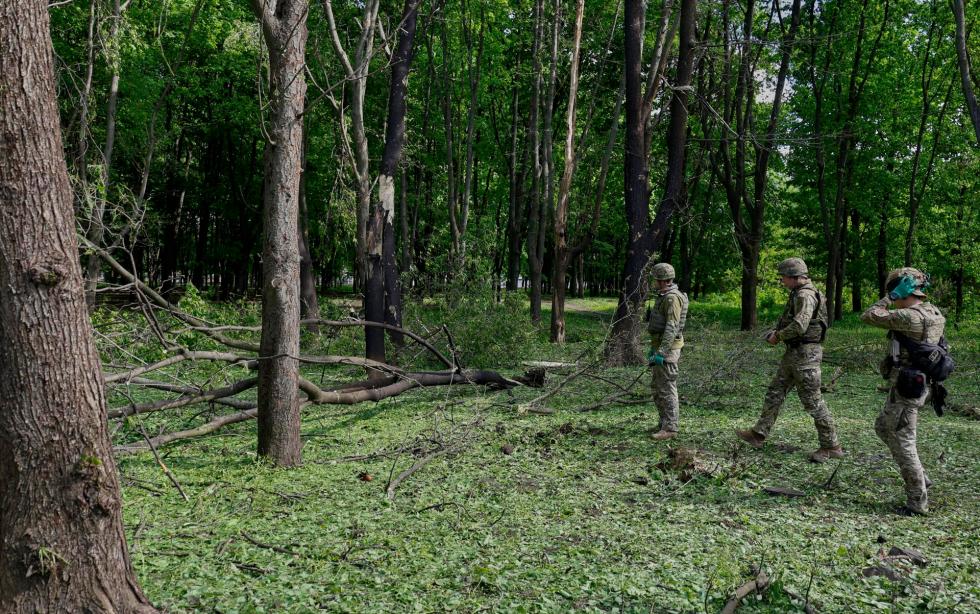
top-left (0, 0), bottom-right (155, 610)
top-left (252, 0), bottom-right (308, 467)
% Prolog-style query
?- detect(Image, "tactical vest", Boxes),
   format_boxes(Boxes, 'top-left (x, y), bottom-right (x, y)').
top-left (888, 302), bottom-right (946, 366)
top-left (776, 284), bottom-right (827, 346)
top-left (648, 286), bottom-right (689, 337)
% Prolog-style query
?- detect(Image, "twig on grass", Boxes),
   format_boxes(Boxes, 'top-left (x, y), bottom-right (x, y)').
top-left (240, 531), bottom-right (300, 557)
top-left (386, 446), bottom-right (454, 501)
top-left (137, 419), bottom-right (190, 502)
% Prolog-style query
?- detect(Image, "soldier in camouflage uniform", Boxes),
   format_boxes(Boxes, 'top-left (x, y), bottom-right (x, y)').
top-left (861, 267), bottom-right (944, 515)
top-left (647, 263), bottom-right (689, 440)
top-left (736, 258), bottom-right (844, 462)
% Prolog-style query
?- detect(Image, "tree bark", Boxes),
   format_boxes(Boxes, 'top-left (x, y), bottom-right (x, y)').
top-left (952, 0), bottom-right (980, 146)
top-left (550, 0), bottom-right (585, 343)
top-left (375, 0), bottom-right (421, 353)
top-left (606, 0), bottom-right (695, 364)
top-left (252, 0), bottom-right (308, 467)
top-left (0, 0), bottom-right (155, 609)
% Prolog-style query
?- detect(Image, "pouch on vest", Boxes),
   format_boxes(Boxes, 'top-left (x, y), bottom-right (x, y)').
top-left (895, 368), bottom-right (926, 400)
top-left (893, 332), bottom-right (955, 382)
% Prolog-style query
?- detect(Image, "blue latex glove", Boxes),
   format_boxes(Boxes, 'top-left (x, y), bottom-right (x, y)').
top-left (647, 350), bottom-right (665, 366)
top-left (888, 275), bottom-right (918, 300)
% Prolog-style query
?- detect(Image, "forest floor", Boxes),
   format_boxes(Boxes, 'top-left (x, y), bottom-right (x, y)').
top-left (108, 294), bottom-right (980, 613)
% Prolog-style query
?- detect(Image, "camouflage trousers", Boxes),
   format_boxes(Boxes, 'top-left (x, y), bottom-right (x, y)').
top-left (875, 384), bottom-right (929, 513)
top-left (752, 344), bottom-right (839, 449)
top-left (651, 349), bottom-right (681, 432)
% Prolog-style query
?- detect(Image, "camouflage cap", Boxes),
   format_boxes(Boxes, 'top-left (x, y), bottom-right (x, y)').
top-left (886, 267), bottom-right (929, 297)
top-left (777, 257), bottom-right (808, 277)
top-left (652, 262), bottom-right (676, 281)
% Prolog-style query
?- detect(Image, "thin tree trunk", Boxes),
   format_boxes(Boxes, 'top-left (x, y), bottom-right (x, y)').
top-left (83, 0), bottom-right (127, 292)
top-left (850, 208), bottom-right (861, 312)
top-left (252, 0), bottom-right (308, 467)
top-left (376, 0), bottom-right (421, 351)
top-left (527, 0), bottom-right (545, 321)
top-left (550, 0), bottom-right (585, 343)
top-left (298, 132), bottom-right (319, 320)
top-left (0, 0), bottom-right (155, 608)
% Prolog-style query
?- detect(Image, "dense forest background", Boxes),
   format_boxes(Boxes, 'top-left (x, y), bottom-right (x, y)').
top-left (49, 0), bottom-right (978, 322)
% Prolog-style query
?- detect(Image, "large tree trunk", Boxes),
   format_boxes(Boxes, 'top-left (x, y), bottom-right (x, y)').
top-left (0, 0), bottom-right (155, 609)
top-left (605, 0), bottom-right (654, 365)
top-left (952, 0), bottom-right (980, 146)
top-left (252, 0), bottom-right (308, 467)
top-left (607, 0), bottom-right (695, 364)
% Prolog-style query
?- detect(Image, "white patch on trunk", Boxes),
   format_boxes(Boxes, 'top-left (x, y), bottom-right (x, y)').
top-left (379, 174), bottom-right (395, 218)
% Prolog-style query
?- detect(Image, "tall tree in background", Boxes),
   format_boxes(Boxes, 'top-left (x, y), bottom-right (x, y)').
top-left (714, 0), bottom-right (802, 330)
top-left (951, 0), bottom-right (980, 145)
top-left (606, 0), bottom-right (695, 364)
top-left (376, 0), bottom-right (422, 352)
top-left (251, 0), bottom-right (308, 466)
top-left (0, 0), bottom-right (155, 609)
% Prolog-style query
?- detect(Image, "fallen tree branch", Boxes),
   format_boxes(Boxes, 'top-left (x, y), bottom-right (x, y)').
top-left (109, 377), bottom-right (259, 419)
top-left (721, 570), bottom-right (770, 614)
top-left (121, 378), bottom-right (256, 410)
top-left (114, 408), bottom-right (258, 455)
top-left (105, 350), bottom-right (255, 383)
top-left (137, 420), bottom-right (190, 502)
top-left (386, 446), bottom-right (453, 501)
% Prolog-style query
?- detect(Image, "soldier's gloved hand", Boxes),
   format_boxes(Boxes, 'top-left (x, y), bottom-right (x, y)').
top-left (888, 275), bottom-right (918, 300)
top-left (648, 351), bottom-right (666, 366)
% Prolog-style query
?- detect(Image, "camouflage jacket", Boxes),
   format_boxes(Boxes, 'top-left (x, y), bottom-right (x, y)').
top-left (648, 284), bottom-right (688, 355)
top-left (774, 281), bottom-right (827, 345)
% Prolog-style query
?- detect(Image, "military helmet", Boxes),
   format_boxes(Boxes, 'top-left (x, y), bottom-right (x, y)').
top-left (777, 257), bottom-right (808, 277)
top-left (652, 262), bottom-right (676, 281)
top-left (886, 267), bottom-right (929, 297)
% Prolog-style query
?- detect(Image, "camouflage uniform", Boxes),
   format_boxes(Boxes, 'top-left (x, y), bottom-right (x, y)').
top-left (750, 281), bottom-right (840, 449)
top-left (861, 276), bottom-right (945, 514)
top-left (648, 279), bottom-right (688, 433)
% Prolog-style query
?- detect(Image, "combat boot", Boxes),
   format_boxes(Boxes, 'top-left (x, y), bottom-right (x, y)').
top-left (808, 446), bottom-right (845, 463)
top-left (735, 428), bottom-right (765, 449)
top-left (652, 430), bottom-right (677, 441)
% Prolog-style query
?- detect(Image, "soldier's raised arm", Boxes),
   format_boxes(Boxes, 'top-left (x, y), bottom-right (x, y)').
top-left (860, 296), bottom-right (920, 333)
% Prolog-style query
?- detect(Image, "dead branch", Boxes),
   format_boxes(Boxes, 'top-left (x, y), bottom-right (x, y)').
top-left (137, 420), bottom-right (190, 502)
top-left (115, 408), bottom-right (258, 455)
top-left (385, 446), bottom-right (453, 501)
top-left (122, 378), bottom-right (256, 410)
top-left (240, 531), bottom-right (300, 557)
top-left (109, 378), bottom-right (259, 419)
top-left (105, 350), bottom-right (255, 383)
top-left (721, 570), bottom-right (770, 614)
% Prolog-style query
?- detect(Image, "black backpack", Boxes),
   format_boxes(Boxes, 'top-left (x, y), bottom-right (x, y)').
top-left (893, 332), bottom-right (955, 383)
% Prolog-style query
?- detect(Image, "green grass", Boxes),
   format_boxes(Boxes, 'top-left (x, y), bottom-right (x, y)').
top-left (112, 296), bottom-right (980, 612)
